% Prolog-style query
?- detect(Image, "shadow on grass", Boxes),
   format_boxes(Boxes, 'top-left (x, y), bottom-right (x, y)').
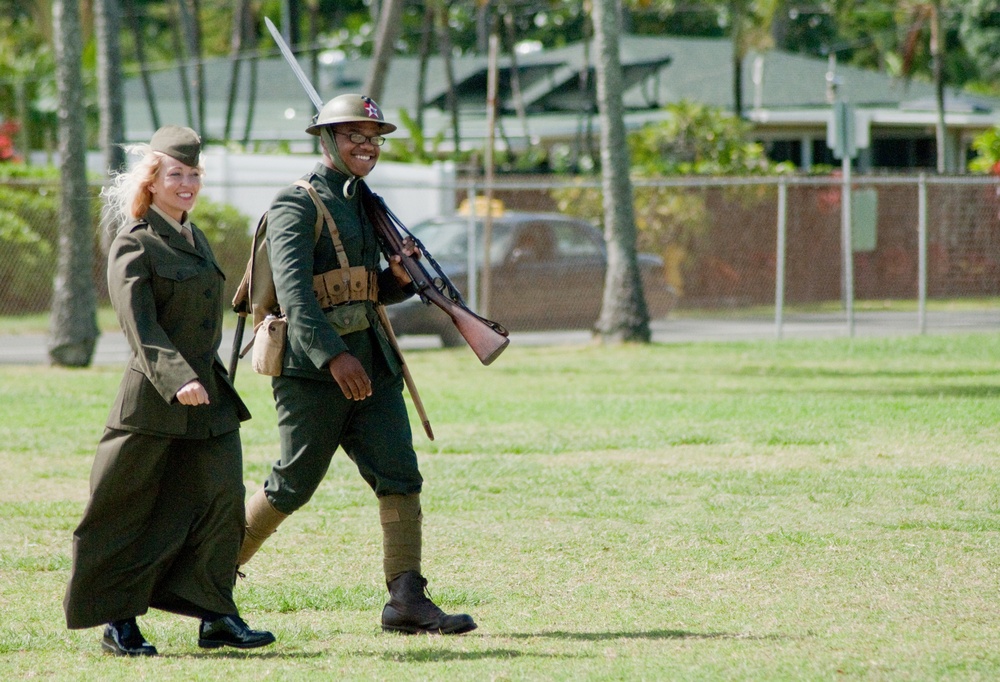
top-left (186, 650), bottom-right (326, 660)
top-left (379, 648), bottom-right (570, 662)
top-left (372, 630), bottom-right (798, 662)
top-left (503, 629), bottom-right (792, 642)
top-left (172, 629), bottom-right (798, 663)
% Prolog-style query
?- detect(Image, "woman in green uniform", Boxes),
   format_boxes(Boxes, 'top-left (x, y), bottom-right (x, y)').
top-left (63, 126), bottom-right (274, 656)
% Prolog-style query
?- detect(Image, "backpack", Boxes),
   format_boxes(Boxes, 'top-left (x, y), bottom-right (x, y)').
top-left (232, 179), bottom-right (325, 330)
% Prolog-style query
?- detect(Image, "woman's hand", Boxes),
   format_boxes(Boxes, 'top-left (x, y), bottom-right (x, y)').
top-left (176, 380), bottom-right (210, 405)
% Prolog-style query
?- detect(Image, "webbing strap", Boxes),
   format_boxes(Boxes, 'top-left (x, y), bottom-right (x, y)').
top-left (292, 179), bottom-right (351, 273)
top-left (291, 180), bottom-right (323, 244)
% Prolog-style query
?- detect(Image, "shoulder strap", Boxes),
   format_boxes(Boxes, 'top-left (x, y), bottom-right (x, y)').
top-left (292, 179), bottom-right (350, 271)
top-left (291, 179), bottom-right (323, 245)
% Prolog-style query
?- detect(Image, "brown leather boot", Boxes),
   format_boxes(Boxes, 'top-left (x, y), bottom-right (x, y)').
top-left (381, 571), bottom-right (477, 635)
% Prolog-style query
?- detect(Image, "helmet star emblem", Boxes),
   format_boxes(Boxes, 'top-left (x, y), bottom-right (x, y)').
top-left (365, 102), bottom-right (380, 119)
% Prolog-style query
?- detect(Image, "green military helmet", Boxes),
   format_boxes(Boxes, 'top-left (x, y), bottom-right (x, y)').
top-left (305, 93), bottom-right (397, 136)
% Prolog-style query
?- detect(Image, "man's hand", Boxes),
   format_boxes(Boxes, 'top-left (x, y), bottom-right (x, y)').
top-left (328, 352), bottom-right (372, 401)
top-left (176, 380), bottom-right (210, 405)
top-left (388, 236), bottom-right (421, 286)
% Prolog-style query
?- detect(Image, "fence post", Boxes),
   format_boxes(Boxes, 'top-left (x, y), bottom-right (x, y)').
top-left (917, 173), bottom-right (928, 334)
top-left (841, 165), bottom-right (855, 336)
top-left (466, 184), bottom-right (479, 311)
top-left (775, 177), bottom-right (787, 339)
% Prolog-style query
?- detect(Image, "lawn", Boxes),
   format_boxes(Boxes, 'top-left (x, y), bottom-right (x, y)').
top-left (1, 334), bottom-right (999, 680)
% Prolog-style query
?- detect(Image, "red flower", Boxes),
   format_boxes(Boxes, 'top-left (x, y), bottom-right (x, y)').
top-left (0, 119), bottom-right (21, 162)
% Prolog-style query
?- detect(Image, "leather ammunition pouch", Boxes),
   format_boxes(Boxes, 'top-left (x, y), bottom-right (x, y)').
top-left (325, 303), bottom-right (370, 336)
top-left (313, 265), bottom-right (379, 309)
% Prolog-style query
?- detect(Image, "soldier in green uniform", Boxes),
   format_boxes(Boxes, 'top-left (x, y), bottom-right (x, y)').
top-left (237, 94), bottom-right (477, 635)
top-left (64, 126), bottom-right (275, 656)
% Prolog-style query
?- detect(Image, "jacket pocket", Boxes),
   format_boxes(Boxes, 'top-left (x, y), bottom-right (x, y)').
top-left (112, 367), bottom-right (187, 435)
top-left (154, 262), bottom-right (200, 282)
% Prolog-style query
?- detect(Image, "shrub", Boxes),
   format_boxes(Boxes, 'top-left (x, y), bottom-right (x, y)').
top-left (189, 197), bottom-right (253, 305)
top-left (0, 165), bottom-right (251, 314)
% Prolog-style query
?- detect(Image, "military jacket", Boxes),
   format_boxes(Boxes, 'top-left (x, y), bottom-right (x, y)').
top-left (267, 163), bottom-right (413, 381)
top-left (105, 209), bottom-right (250, 437)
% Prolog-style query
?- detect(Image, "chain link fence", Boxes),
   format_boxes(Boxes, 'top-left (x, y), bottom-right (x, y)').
top-left (2, 172), bottom-right (999, 339)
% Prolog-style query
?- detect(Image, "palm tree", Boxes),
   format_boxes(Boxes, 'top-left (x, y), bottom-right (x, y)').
top-left (95, 0), bottom-right (126, 176)
top-left (224, 0), bottom-right (253, 142)
top-left (726, 0), bottom-right (780, 118)
top-left (900, 0), bottom-right (948, 172)
top-left (49, 0), bottom-right (99, 367)
top-left (364, 0), bottom-right (405, 102)
top-left (591, 0), bottom-right (650, 343)
top-left (123, 0), bottom-right (161, 131)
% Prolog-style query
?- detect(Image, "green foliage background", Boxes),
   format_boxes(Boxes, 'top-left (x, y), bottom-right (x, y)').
top-left (0, 164), bottom-right (251, 314)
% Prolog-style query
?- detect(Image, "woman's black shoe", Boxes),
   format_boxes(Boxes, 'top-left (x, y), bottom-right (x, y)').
top-left (102, 618), bottom-right (158, 656)
top-left (198, 614), bottom-right (275, 649)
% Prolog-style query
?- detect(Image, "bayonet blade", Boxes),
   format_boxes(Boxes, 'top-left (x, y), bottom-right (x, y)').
top-left (264, 17), bottom-right (324, 112)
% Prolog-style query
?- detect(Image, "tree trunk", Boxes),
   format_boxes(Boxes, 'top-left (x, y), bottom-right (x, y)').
top-left (435, 1), bottom-right (461, 153)
top-left (574, 18), bottom-right (595, 170)
top-left (364, 0), bottom-right (405, 102)
top-left (503, 10), bottom-right (531, 144)
top-left (931, 0), bottom-right (947, 173)
top-left (49, 0), bottom-right (99, 367)
top-left (96, 0), bottom-right (126, 176)
top-left (590, 0), bottom-right (650, 343)
top-left (95, 0), bottom-right (126, 260)
top-left (124, 0), bottom-right (160, 130)
top-left (241, 3), bottom-right (260, 146)
top-left (415, 1), bottom-right (434, 131)
top-left (730, 0), bottom-right (744, 118)
top-left (224, 0), bottom-right (251, 142)
top-left (170, 1), bottom-right (195, 127)
top-left (308, 0), bottom-right (320, 154)
top-left (176, 0), bottom-right (205, 133)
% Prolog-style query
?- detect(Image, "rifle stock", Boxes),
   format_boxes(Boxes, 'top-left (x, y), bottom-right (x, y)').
top-left (397, 253), bottom-right (509, 366)
top-left (362, 188), bottom-right (509, 365)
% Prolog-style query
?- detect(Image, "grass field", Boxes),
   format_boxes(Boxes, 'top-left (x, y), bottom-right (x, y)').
top-left (2, 334), bottom-right (999, 680)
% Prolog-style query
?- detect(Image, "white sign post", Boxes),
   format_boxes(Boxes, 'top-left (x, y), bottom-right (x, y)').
top-left (828, 101), bottom-right (858, 336)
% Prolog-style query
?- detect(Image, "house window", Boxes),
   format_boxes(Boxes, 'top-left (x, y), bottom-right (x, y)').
top-left (764, 139), bottom-right (801, 165)
top-left (871, 137), bottom-right (936, 169)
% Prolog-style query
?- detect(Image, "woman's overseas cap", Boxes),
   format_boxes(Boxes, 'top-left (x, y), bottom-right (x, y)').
top-left (149, 125), bottom-right (202, 167)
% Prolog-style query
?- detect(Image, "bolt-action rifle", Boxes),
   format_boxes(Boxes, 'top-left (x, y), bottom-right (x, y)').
top-left (360, 184), bottom-right (509, 365)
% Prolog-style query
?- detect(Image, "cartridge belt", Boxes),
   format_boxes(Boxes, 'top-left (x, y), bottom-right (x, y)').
top-left (314, 265), bottom-right (379, 310)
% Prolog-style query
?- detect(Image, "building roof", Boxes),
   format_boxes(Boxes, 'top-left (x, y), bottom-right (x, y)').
top-left (121, 34), bottom-right (1000, 149)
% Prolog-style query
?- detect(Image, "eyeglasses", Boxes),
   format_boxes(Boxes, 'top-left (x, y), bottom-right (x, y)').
top-left (335, 131), bottom-right (386, 147)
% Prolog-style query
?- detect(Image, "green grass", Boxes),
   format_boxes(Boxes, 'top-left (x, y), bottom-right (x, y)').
top-left (2, 335), bottom-right (1000, 680)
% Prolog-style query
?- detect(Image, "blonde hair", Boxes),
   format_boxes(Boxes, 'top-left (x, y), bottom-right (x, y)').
top-left (101, 144), bottom-right (205, 234)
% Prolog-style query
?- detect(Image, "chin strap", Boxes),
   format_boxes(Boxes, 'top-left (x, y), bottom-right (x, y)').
top-left (342, 176), bottom-right (359, 199)
top-left (319, 127), bottom-right (359, 198)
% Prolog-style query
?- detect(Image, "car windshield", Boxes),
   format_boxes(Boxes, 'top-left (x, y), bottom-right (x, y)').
top-left (410, 218), bottom-right (515, 265)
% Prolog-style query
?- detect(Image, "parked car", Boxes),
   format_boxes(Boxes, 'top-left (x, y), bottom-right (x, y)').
top-left (386, 210), bottom-right (676, 347)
